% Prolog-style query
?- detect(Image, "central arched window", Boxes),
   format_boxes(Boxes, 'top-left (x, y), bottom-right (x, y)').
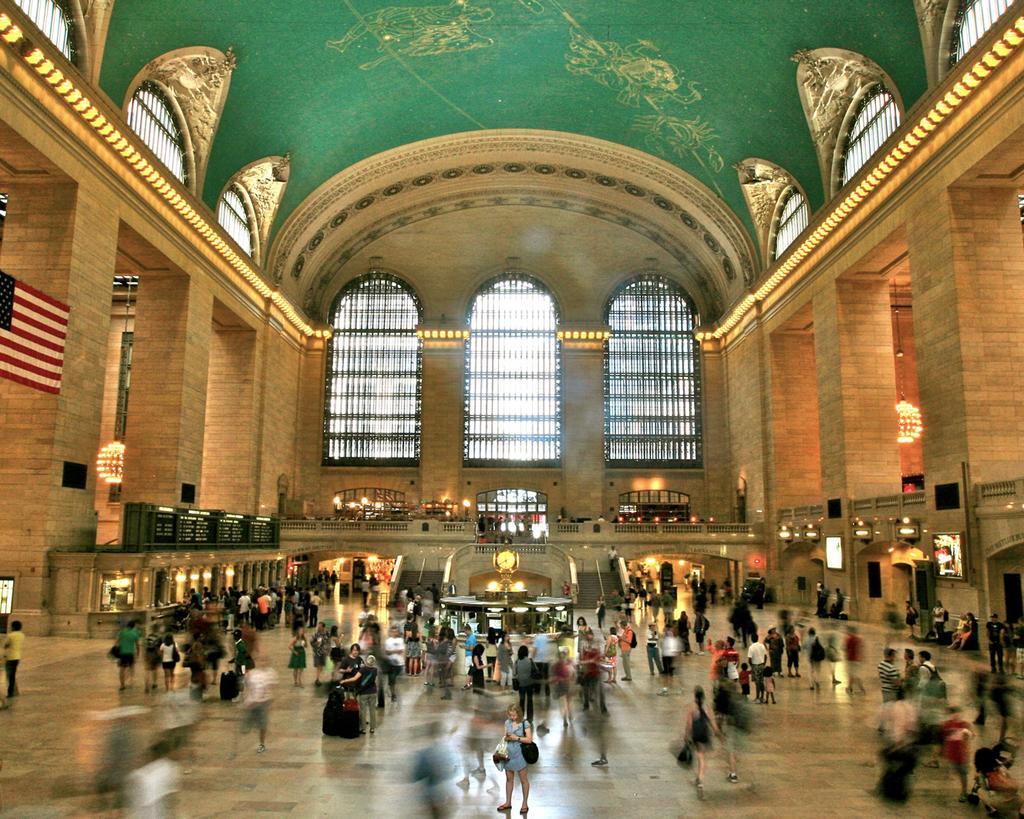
top-left (217, 185), bottom-right (254, 257)
top-left (323, 273), bottom-right (422, 465)
top-left (464, 275), bottom-right (561, 465)
top-left (15, 0), bottom-right (76, 62)
top-left (605, 275), bottom-right (701, 466)
top-left (840, 86), bottom-right (901, 186)
top-left (771, 187), bottom-right (809, 261)
top-left (952, 0), bottom-right (1013, 64)
top-left (126, 82), bottom-right (188, 184)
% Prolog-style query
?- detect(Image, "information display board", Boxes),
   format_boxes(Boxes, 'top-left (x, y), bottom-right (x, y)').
top-left (121, 504), bottom-right (280, 551)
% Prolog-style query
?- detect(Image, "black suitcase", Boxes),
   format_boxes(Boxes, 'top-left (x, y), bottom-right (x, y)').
top-left (339, 697), bottom-right (361, 738)
top-left (220, 671), bottom-right (238, 701)
top-left (323, 688), bottom-right (346, 736)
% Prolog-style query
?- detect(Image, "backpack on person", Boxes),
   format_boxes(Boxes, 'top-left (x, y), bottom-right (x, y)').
top-left (629, 629), bottom-right (637, 649)
top-left (922, 662), bottom-right (947, 700)
top-left (810, 638), bottom-right (826, 663)
top-left (690, 707), bottom-right (711, 744)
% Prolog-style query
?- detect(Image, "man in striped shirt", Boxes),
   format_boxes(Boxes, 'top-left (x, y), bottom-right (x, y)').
top-left (877, 648), bottom-right (901, 702)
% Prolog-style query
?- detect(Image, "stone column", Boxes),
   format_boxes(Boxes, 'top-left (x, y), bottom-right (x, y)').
top-left (0, 181), bottom-right (118, 633)
top-left (813, 278), bottom-right (902, 499)
top-left (419, 336), bottom-right (465, 503)
top-left (908, 186), bottom-right (1024, 485)
top-left (121, 270), bottom-right (213, 506)
top-left (560, 336), bottom-right (605, 519)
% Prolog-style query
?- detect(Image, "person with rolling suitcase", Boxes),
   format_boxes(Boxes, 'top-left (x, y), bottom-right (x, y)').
top-left (220, 669), bottom-right (239, 701)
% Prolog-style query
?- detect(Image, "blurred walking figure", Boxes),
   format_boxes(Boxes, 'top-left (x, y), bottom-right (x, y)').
top-left (877, 684), bottom-right (920, 803)
top-left (551, 647), bottom-right (574, 727)
top-left (684, 685), bottom-right (721, 800)
top-left (159, 635), bottom-right (179, 692)
top-left (411, 721), bottom-right (453, 818)
top-left (240, 661), bottom-right (277, 753)
top-left (660, 624), bottom-right (681, 696)
top-left (126, 738), bottom-right (180, 819)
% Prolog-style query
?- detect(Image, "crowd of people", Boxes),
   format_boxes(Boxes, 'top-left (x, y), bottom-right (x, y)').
top-left (7, 565), bottom-right (1024, 816)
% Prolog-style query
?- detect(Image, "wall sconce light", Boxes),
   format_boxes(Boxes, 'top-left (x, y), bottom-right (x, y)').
top-left (804, 525), bottom-right (821, 542)
top-left (896, 517), bottom-right (920, 542)
top-left (852, 520), bottom-right (873, 542)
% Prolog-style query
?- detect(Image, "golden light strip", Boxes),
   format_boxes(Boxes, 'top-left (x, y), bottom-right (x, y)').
top-left (416, 328), bottom-right (470, 340)
top-left (556, 330), bottom-right (611, 341)
top-left (0, 16), bottom-right (321, 338)
top-left (709, 15), bottom-right (1024, 340)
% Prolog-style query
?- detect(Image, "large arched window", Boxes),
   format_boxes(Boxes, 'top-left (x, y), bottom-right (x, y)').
top-left (126, 82), bottom-right (188, 184)
top-left (605, 275), bottom-right (701, 466)
top-left (840, 86), bottom-right (901, 186)
top-left (952, 0), bottom-right (1012, 64)
top-left (14, 0), bottom-right (76, 62)
top-left (323, 273), bottom-right (422, 465)
top-left (217, 185), bottom-right (254, 257)
top-left (464, 275), bottom-right (561, 465)
top-left (771, 187), bottom-right (809, 261)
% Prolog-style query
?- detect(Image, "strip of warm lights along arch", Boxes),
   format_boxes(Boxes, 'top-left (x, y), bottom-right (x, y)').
top-left (698, 15), bottom-right (1024, 341)
top-left (0, 12), bottom-right (327, 340)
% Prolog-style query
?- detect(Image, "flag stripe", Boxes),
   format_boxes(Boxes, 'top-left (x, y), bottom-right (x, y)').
top-left (7, 322), bottom-right (64, 354)
top-left (14, 279), bottom-right (70, 314)
top-left (0, 350), bottom-right (61, 379)
top-left (0, 358), bottom-right (62, 392)
top-left (0, 332), bottom-right (63, 367)
top-left (10, 309), bottom-right (67, 341)
top-left (14, 291), bottom-right (69, 326)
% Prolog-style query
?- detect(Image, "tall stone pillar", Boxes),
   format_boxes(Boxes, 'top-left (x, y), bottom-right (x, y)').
top-left (813, 278), bottom-right (901, 499)
top-left (122, 271), bottom-right (213, 506)
top-left (419, 335), bottom-right (465, 504)
top-left (0, 181), bottom-right (118, 632)
top-left (560, 335), bottom-right (605, 519)
top-left (908, 186), bottom-right (1024, 485)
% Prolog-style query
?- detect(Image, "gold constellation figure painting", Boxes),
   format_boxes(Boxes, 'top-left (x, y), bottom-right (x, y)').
top-left (328, 0), bottom-right (495, 70)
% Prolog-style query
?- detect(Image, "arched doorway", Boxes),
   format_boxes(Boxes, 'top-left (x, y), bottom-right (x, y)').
top-left (854, 541), bottom-right (928, 624)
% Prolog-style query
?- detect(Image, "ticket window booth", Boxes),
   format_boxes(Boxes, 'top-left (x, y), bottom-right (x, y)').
top-left (100, 574), bottom-right (136, 611)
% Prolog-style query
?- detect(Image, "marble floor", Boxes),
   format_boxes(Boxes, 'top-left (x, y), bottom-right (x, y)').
top-left (0, 596), bottom-right (1012, 818)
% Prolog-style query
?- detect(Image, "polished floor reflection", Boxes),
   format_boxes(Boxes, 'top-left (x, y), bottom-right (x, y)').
top-left (0, 596), bottom-right (1004, 817)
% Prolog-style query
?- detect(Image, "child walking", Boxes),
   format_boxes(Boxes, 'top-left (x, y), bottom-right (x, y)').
top-left (763, 665), bottom-right (776, 704)
top-left (739, 663), bottom-right (751, 698)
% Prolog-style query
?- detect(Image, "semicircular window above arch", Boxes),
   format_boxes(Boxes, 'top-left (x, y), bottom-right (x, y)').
top-left (951, 0), bottom-right (1013, 64)
top-left (15, 0), bottom-right (76, 62)
top-left (126, 81), bottom-right (188, 184)
top-left (840, 86), bottom-right (901, 186)
top-left (771, 187), bottom-right (809, 261)
top-left (217, 185), bottom-right (254, 257)
top-left (605, 275), bottom-right (701, 467)
top-left (464, 275), bottom-right (561, 466)
top-left (323, 273), bottom-right (422, 465)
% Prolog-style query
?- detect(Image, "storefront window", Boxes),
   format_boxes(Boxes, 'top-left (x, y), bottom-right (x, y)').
top-left (100, 574), bottom-right (135, 611)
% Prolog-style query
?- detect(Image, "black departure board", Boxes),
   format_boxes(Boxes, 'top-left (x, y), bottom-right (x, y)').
top-left (120, 504), bottom-right (279, 551)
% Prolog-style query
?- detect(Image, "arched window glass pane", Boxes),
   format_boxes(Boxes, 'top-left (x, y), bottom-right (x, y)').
top-left (605, 275), bottom-right (701, 466)
top-left (464, 275), bottom-right (561, 465)
top-left (15, 0), bottom-right (75, 62)
top-left (841, 87), bottom-right (901, 186)
top-left (324, 274), bottom-right (422, 465)
top-left (772, 188), bottom-right (809, 261)
top-left (126, 82), bottom-right (187, 184)
top-left (952, 0), bottom-right (1012, 63)
top-left (217, 186), bottom-right (253, 257)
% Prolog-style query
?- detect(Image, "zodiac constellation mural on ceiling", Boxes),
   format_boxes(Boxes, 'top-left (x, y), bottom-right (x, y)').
top-left (325, 0), bottom-right (723, 186)
top-left (327, 0), bottom-right (495, 70)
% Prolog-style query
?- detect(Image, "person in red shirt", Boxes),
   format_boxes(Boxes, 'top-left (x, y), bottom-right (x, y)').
top-left (941, 707), bottom-right (973, 801)
top-left (843, 626), bottom-right (866, 694)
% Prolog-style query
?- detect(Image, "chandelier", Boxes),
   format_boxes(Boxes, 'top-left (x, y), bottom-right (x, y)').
top-left (896, 399), bottom-right (922, 444)
top-left (892, 282), bottom-right (922, 444)
top-left (96, 441), bottom-right (125, 484)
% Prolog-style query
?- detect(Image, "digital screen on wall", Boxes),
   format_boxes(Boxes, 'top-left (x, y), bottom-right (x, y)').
top-left (934, 533), bottom-right (964, 579)
top-left (825, 536), bottom-right (843, 570)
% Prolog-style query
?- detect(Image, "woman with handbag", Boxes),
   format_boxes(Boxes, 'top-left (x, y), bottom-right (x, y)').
top-left (497, 703), bottom-right (533, 814)
top-left (684, 685), bottom-right (721, 800)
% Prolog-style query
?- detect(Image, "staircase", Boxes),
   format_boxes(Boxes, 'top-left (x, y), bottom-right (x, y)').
top-left (576, 565), bottom-right (623, 610)
top-left (396, 569), bottom-right (445, 598)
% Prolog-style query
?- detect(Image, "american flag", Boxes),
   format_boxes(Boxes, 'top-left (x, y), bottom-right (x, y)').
top-left (0, 270), bottom-right (70, 395)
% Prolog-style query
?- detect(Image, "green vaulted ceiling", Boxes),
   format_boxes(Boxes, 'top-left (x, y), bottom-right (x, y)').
top-left (99, 0), bottom-right (928, 247)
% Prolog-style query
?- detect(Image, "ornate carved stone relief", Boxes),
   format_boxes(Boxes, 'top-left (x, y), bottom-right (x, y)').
top-left (230, 154), bottom-right (290, 265)
top-left (734, 158), bottom-right (795, 261)
top-left (913, 0), bottom-right (954, 86)
top-left (134, 46), bottom-right (236, 193)
top-left (78, 0), bottom-right (116, 82)
top-left (792, 48), bottom-right (887, 196)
